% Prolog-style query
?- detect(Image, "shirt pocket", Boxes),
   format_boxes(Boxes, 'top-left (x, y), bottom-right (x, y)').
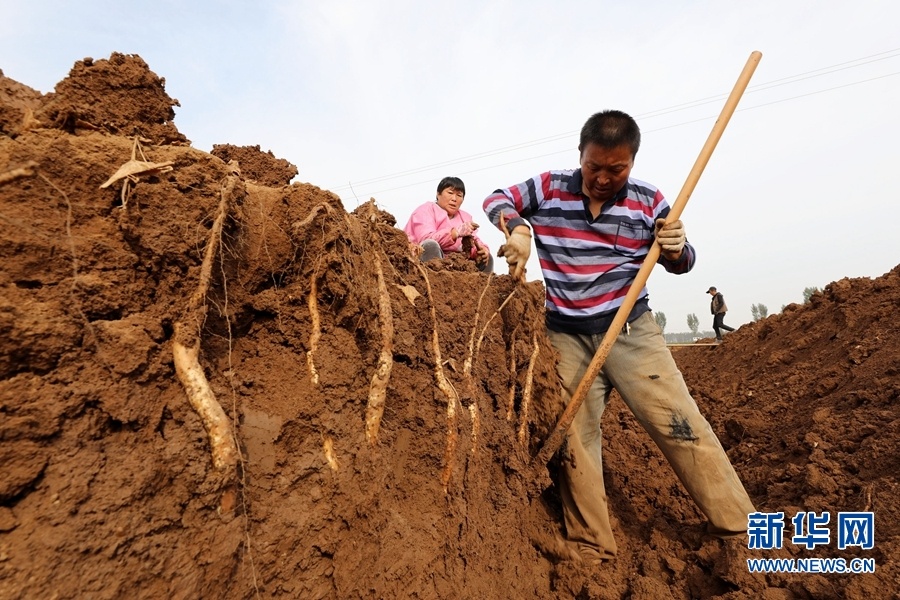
top-left (613, 221), bottom-right (651, 255)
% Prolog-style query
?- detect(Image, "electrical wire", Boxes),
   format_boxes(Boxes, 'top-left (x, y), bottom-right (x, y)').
top-left (326, 48), bottom-right (900, 196)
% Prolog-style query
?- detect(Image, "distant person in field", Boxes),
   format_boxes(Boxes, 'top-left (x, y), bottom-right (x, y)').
top-left (483, 109), bottom-right (755, 563)
top-left (707, 286), bottom-right (735, 342)
top-left (403, 176), bottom-right (493, 273)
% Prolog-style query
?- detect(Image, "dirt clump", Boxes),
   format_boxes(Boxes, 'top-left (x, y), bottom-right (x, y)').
top-left (0, 70), bottom-right (43, 137)
top-left (4, 53), bottom-right (187, 144)
top-left (1, 54), bottom-right (897, 599)
top-left (210, 144), bottom-right (298, 187)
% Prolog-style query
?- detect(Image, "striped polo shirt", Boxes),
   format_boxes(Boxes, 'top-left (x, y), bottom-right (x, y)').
top-left (483, 169), bottom-right (695, 335)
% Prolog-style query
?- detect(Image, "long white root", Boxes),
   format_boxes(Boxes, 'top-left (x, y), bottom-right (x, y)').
top-left (463, 275), bottom-right (493, 378)
top-left (517, 332), bottom-right (540, 450)
top-left (473, 288), bottom-right (517, 366)
top-left (365, 253), bottom-right (394, 444)
top-left (173, 340), bottom-right (237, 471)
top-left (414, 262), bottom-right (459, 491)
top-left (307, 268), bottom-right (321, 386)
top-left (173, 177), bottom-right (239, 472)
top-left (469, 403), bottom-right (480, 457)
top-left (506, 324), bottom-right (520, 422)
top-left (323, 437), bottom-right (340, 471)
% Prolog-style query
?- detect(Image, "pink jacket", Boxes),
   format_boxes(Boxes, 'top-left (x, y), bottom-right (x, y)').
top-left (403, 202), bottom-right (489, 254)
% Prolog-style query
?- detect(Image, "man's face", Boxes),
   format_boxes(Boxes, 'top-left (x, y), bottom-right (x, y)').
top-left (436, 186), bottom-right (464, 217)
top-left (579, 142), bottom-right (634, 204)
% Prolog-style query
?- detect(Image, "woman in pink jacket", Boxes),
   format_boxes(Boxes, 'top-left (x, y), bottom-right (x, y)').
top-left (403, 176), bottom-right (493, 273)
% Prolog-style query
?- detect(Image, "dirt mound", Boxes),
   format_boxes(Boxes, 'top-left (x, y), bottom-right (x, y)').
top-left (1, 54), bottom-right (896, 599)
top-left (1, 53), bottom-right (186, 144)
top-left (0, 70), bottom-right (43, 137)
top-left (210, 144), bottom-right (298, 187)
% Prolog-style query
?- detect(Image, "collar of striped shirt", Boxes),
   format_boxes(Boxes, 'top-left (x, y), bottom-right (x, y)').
top-left (567, 168), bottom-right (630, 206)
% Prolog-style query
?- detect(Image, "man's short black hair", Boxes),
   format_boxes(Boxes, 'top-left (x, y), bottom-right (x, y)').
top-left (437, 176), bottom-right (465, 196)
top-left (579, 110), bottom-right (641, 158)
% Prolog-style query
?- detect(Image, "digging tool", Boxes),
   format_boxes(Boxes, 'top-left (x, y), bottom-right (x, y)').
top-left (533, 50), bottom-right (763, 469)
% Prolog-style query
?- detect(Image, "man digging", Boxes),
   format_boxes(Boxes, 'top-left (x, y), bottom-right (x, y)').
top-left (484, 110), bottom-right (756, 563)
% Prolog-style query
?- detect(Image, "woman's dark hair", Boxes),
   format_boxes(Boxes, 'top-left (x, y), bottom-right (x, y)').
top-left (437, 176), bottom-right (465, 196)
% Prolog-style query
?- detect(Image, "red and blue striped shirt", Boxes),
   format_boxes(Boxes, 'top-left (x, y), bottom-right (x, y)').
top-left (483, 169), bottom-right (694, 334)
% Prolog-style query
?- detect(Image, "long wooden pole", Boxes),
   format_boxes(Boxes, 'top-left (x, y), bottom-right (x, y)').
top-left (534, 51), bottom-right (762, 468)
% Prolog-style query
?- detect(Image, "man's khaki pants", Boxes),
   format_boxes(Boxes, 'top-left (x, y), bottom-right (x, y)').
top-left (547, 311), bottom-right (755, 559)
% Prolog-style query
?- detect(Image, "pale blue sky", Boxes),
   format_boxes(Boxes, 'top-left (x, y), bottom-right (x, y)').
top-left (3, 1), bottom-right (898, 330)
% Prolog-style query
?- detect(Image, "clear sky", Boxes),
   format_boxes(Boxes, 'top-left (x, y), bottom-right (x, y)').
top-left (3, 1), bottom-right (898, 331)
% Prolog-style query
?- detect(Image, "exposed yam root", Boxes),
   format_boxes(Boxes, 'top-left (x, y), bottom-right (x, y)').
top-left (307, 267), bottom-right (322, 386)
top-left (506, 324), bottom-right (520, 421)
top-left (463, 275), bottom-right (494, 378)
top-left (414, 262), bottom-right (460, 492)
top-left (469, 403), bottom-right (480, 457)
top-left (172, 177), bottom-right (239, 473)
top-left (323, 437), bottom-right (339, 471)
top-left (292, 202), bottom-right (333, 231)
top-left (498, 211), bottom-right (511, 238)
top-left (473, 288), bottom-right (517, 363)
top-left (173, 342), bottom-right (237, 472)
top-left (439, 388), bottom-right (460, 492)
top-left (0, 161), bottom-right (38, 186)
top-left (365, 252), bottom-right (394, 445)
top-left (517, 332), bottom-right (540, 450)
top-left (461, 278), bottom-right (492, 465)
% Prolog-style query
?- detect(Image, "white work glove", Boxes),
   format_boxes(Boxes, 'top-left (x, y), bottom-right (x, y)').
top-left (655, 218), bottom-right (686, 260)
top-left (453, 221), bottom-right (479, 240)
top-left (498, 227), bottom-right (532, 279)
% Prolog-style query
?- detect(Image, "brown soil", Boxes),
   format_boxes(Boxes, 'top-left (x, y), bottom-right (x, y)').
top-left (209, 144), bottom-right (298, 188)
top-left (1, 53), bottom-right (897, 599)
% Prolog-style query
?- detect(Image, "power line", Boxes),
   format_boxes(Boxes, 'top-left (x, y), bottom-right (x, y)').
top-left (347, 70), bottom-right (900, 200)
top-left (328, 49), bottom-right (900, 195)
top-left (637, 47), bottom-right (900, 120)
